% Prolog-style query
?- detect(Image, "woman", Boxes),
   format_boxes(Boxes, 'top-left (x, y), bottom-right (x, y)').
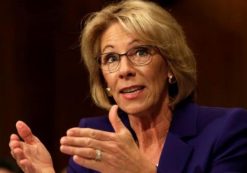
top-left (9, 0), bottom-right (247, 173)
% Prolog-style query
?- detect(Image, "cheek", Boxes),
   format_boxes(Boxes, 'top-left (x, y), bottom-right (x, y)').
top-left (101, 72), bottom-right (117, 90)
top-left (149, 61), bottom-right (169, 93)
top-left (152, 74), bottom-right (168, 95)
top-left (101, 70), bottom-right (110, 85)
top-left (150, 59), bottom-right (168, 81)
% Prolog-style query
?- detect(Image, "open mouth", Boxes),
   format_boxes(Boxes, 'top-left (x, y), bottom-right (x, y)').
top-left (120, 86), bottom-right (145, 94)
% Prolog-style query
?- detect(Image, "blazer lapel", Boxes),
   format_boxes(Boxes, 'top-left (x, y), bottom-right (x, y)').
top-left (119, 102), bottom-right (199, 172)
top-left (157, 133), bottom-right (193, 172)
top-left (157, 102), bottom-right (199, 172)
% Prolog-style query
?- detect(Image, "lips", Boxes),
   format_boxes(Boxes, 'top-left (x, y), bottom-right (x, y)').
top-left (120, 86), bottom-right (145, 93)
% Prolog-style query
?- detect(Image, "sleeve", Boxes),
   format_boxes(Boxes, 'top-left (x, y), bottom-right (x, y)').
top-left (209, 108), bottom-right (247, 173)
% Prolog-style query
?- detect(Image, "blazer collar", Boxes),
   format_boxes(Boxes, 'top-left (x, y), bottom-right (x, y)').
top-left (157, 102), bottom-right (199, 172)
top-left (170, 102), bottom-right (198, 137)
top-left (120, 102), bottom-right (199, 172)
top-left (120, 102), bottom-right (198, 138)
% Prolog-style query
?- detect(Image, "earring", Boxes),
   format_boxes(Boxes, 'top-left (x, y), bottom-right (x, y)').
top-left (168, 75), bottom-right (176, 84)
top-left (106, 87), bottom-right (112, 96)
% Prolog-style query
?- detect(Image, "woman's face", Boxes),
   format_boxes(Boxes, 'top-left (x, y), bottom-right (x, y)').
top-left (100, 23), bottom-right (170, 115)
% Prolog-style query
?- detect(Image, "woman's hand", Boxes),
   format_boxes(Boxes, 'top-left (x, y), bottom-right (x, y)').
top-left (9, 121), bottom-right (55, 173)
top-left (60, 105), bottom-right (156, 173)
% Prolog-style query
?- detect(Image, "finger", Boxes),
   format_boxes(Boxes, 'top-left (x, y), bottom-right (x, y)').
top-left (10, 150), bottom-right (16, 159)
top-left (60, 136), bottom-right (98, 147)
top-left (108, 105), bottom-right (127, 133)
top-left (9, 134), bottom-right (23, 155)
top-left (9, 134), bottom-right (21, 148)
top-left (16, 121), bottom-right (36, 144)
top-left (12, 147), bottom-right (26, 161)
top-left (19, 159), bottom-right (35, 173)
top-left (9, 139), bottom-right (22, 150)
top-left (60, 145), bottom-right (96, 159)
top-left (72, 152), bottom-right (118, 173)
top-left (11, 148), bottom-right (37, 173)
top-left (60, 135), bottom-right (114, 153)
top-left (10, 133), bottom-right (20, 140)
top-left (66, 128), bottom-right (115, 141)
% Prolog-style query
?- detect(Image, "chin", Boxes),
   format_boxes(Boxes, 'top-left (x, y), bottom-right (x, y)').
top-left (119, 103), bottom-right (148, 116)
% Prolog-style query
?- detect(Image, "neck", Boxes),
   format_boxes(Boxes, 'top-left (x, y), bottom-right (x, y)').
top-left (128, 98), bottom-right (172, 149)
top-left (127, 101), bottom-right (172, 165)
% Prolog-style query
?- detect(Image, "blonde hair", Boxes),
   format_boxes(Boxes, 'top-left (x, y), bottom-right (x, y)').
top-left (81, 0), bottom-right (197, 110)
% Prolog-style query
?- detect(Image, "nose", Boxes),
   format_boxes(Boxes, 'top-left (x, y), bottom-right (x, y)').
top-left (118, 56), bottom-right (136, 79)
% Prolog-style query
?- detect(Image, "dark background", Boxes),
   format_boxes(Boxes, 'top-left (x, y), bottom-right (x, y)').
top-left (1, 0), bottom-right (247, 172)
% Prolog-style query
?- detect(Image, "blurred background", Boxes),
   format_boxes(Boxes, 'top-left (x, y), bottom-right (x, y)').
top-left (1, 0), bottom-right (247, 172)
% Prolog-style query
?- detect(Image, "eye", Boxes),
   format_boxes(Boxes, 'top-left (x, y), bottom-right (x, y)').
top-left (102, 53), bottom-right (119, 64)
top-left (134, 46), bottom-right (150, 57)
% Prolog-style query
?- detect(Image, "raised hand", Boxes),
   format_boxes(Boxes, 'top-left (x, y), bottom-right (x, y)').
top-left (60, 105), bottom-right (156, 173)
top-left (9, 121), bottom-right (55, 173)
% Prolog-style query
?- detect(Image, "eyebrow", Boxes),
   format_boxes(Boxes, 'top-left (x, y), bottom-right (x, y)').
top-left (102, 45), bottom-right (114, 53)
top-left (101, 39), bottom-right (141, 53)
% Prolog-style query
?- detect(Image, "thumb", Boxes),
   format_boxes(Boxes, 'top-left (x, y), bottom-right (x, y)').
top-left (16, 120), bottom-right (37, 144)
top-left (109, 105), bottom-right (127, 133)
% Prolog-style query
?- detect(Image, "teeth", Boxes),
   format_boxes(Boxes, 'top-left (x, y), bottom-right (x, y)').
top-left (121, 86), bottom-right (143, 93)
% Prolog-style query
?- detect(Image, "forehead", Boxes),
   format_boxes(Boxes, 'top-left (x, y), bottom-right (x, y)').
top-left (100, 23), bottom-right (140, 51)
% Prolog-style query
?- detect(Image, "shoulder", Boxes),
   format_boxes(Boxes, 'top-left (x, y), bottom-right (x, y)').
top-left (173, 102), bottom-right (247, 135)
top-left (173, 102), bottom-right (247, 144)
top-left (197, 104), bottom-right (247, 139)
top-left (176, 103), bottom-right (247, 170)
top-left (196, 104), bottom-right (247, 132)
top-left (197, 106), bottom-right (247, 170)
top-left (197, 104), bottom-right (247, 118)
top-left (194, 104), bottom-right (247, 158)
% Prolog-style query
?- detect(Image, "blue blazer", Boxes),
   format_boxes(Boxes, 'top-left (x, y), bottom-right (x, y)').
top-left (67, 102), bottom-right (247, 173)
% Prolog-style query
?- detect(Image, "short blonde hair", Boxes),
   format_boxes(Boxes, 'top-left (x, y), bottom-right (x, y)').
top-left (81, 0), bottom-right (197, 110)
